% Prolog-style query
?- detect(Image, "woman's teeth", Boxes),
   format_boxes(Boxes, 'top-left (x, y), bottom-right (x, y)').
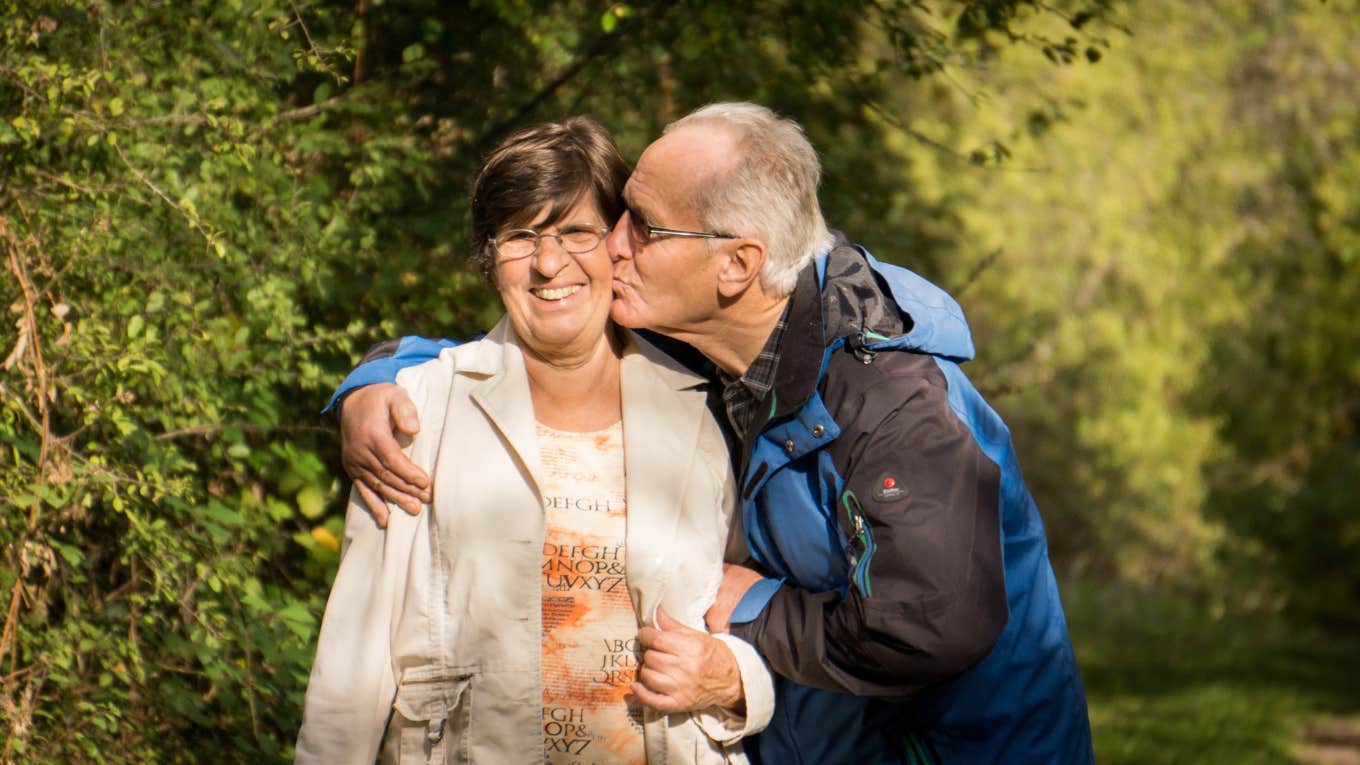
top-left (532, 285), bottom-right (581, 301)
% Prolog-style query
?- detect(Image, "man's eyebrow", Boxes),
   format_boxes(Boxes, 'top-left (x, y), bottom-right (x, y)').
top-left (625, 199), bottom-right (660, 226)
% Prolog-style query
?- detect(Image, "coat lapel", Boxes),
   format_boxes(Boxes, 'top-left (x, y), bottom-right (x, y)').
top-left (459, 322), bottom-right (710, 626)
top-left (465, 319), bottom-right (546, 499)
top-left (619, 331), bottom-right (710, 625)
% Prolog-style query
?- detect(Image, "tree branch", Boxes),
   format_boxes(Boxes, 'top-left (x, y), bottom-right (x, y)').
top-left (0, 214), bottom-right (52, 685)
top-left (480, 0), bottom-right (677, 146)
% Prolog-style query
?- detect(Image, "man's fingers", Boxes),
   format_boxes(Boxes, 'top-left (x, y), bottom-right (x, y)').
top-left (390, 394), bottom-right (421, 436)
top-left (706, 564), bottom-right (763, 634)
top-left (352, 461), bottom-right (424, 514)
top-left (354, 480), bottom-right (389, 528)
top-left (369, 437), bottom-right (431, 496)
top-left (371, 466), bottom-right (430, 511)
top-left (366, 471), bottom-right (425, 516)
top-left (339, 382), bottom-right (428, 522)
top-left (704, 606), bottom-right (729, 635)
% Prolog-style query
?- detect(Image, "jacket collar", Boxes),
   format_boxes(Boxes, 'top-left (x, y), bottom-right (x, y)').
top-left (759, 232), bottom-right (953, 426)
top-left (724, 257), bottom-right (825, 472)
top-left (765, 253), bottom-right (827, 424)
top-left (463, 318), bottom-right (545, 496)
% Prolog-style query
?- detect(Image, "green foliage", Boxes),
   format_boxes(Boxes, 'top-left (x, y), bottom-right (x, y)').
top-left (870, 0), bottom-right (1360, 618)
top-left (1191, 3), bottom-right (1360, 624)
top-left (0, 1), bottom-right (385, 759)
top-left (0, 0), bottom-right (1119, 760)
top-left (1066, 578), bottom-right (1360, 764)
top-left (4, 0), bottom-right (1355, 761)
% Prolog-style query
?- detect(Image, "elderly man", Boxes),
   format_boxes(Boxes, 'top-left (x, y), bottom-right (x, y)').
top-left (332, 103), bottom-right (1094, 764)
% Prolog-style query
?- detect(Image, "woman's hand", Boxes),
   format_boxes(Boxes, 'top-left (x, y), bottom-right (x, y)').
top-left (340, 383), bottom-right (431, 526)
top-left (632, 608), bottom-right (744, 714)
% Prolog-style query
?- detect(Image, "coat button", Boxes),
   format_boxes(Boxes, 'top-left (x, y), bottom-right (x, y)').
top-left (784, 439), bottom-right (795, 453)
top-left (811, 424), bottom-right (825, 438)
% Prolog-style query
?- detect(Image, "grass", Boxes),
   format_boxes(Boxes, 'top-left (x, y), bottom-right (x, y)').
top-left (1063, 579), bottom-right (1360, 764)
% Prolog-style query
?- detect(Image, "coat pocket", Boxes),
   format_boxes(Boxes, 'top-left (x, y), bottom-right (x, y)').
top-left (381, 669), bottom-right (474, 765)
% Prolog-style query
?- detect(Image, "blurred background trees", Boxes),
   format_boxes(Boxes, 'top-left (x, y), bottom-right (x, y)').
top-left (2, 0), bottom-right (1356, 761)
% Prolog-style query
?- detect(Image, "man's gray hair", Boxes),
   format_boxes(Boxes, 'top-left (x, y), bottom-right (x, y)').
top-left (664, 102), bottom-right (835, 296)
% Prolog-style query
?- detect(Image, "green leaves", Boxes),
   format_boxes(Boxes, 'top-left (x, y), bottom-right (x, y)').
top-left (296, 484), bottom-right (326, 519)
top-left (0, 0), bottom-right (369, 757)
top-left (600, 4), bottom-right (631, 33)
top-left (15, 0), bottom-right (1356, 761)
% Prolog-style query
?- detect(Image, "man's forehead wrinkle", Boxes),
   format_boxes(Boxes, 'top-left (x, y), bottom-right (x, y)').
top-left (622, 167), bottom-right (672, 224)
top-left (665, 124), bottom-right (739, 172)
top-left (630, 126), bottom-right (736, 225)
top-left (665, 128), bottom-right (740, 215)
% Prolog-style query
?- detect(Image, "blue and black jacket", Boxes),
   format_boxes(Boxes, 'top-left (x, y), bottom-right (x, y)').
top-left (329, 236), bottom-right (1094, 764)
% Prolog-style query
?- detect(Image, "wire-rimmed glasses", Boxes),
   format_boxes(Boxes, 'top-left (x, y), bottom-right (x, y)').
top-left (494, 223), bottom-right (611, 262)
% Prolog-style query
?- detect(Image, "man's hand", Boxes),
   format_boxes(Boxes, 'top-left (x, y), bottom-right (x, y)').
top-left (339, 383), bottom-right (431, 527)
top-left (632, 608), bottom-right (743, 714)
top-left (705, 563), bottom-right (765, 634)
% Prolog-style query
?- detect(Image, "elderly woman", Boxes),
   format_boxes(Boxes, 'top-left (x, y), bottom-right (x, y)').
top-left (295, 117), bottom-right (772, 765)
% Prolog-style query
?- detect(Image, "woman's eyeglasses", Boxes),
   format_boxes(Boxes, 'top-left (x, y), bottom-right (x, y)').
top-left (494, 224), bottom-right (611, 262)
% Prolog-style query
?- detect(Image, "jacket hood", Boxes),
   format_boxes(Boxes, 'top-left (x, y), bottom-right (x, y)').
top-left (859, 247), bottom-right (975, 362)
top-left (820, 233), bottom-right (975, 363)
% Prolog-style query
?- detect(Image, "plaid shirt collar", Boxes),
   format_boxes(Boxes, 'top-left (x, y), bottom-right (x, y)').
top-left (718, 302), bottom-right (791, 440)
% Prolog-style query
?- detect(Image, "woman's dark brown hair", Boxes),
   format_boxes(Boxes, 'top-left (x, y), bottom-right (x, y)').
top-left (471, 116), bottom-right (630, 280)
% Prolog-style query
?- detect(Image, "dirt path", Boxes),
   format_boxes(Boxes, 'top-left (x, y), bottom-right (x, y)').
top-left (1296, 716), bottom-right (1360, 765)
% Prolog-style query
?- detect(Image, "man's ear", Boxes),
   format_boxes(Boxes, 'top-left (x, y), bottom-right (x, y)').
top-left (716, 239), bottom-right (766, 299)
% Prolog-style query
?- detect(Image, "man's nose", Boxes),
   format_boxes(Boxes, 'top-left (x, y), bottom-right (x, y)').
top-left (606, 212), bottom-right (633, 261)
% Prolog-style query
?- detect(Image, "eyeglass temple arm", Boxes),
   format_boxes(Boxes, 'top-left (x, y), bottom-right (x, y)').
top-left (648, 227), bottom-right (736, 240)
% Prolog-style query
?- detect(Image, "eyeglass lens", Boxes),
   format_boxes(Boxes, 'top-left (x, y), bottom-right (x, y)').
top-left (495, 225), bottom-right (606, 260)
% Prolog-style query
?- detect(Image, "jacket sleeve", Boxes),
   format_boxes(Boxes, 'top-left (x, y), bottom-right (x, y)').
top-left (294, 490), bottom-right (404, 764)
top-left (322, 335), bottom-right (458, 414)
top-left (729, 375), bottom-right (1008, 701)
top-left (299, 362), bottom-right (442, 762)
top-left (695, 462), bottom-right (775, 743)
top-left (692, 634), bottom-right (776, 743)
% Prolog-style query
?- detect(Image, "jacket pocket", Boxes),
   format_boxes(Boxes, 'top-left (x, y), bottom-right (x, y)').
top-left (381, 670), bottom-right (474, 765)
top-left (840, 489), bottom-right (876, 598)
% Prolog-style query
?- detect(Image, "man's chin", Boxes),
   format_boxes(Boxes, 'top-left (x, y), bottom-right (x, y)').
top-left (608, 300), bottom-right (648, 330)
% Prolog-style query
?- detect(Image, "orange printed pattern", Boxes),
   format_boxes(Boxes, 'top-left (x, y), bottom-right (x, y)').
top-left (537, 421), bottom-right (645, 765)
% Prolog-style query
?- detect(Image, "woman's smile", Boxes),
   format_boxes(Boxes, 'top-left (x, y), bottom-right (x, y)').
top-left (530, 283), bottom-right (584, 302)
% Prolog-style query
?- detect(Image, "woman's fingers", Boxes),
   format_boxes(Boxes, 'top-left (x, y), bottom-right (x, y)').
top-left (630, 681), bottom-right (683, 714)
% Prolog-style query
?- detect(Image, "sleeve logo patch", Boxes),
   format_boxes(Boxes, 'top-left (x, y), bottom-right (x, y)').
top-left (873, 474), bottom-right (906, 502)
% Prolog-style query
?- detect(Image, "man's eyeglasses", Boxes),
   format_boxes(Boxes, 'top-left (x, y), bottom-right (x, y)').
top-left (642, 226), bottom-right (738, 242)
top-left (493, 223), bottom-right (611, 262)
top-left (622, 209), bottom-right (736, 248)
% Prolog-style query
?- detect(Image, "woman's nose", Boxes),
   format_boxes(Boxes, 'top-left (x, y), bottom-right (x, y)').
top-left (532, 236), bottom-right (570, 276)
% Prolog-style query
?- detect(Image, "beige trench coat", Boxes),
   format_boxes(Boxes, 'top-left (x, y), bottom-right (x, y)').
top-left (295, 320), bottom-right (774, 764)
